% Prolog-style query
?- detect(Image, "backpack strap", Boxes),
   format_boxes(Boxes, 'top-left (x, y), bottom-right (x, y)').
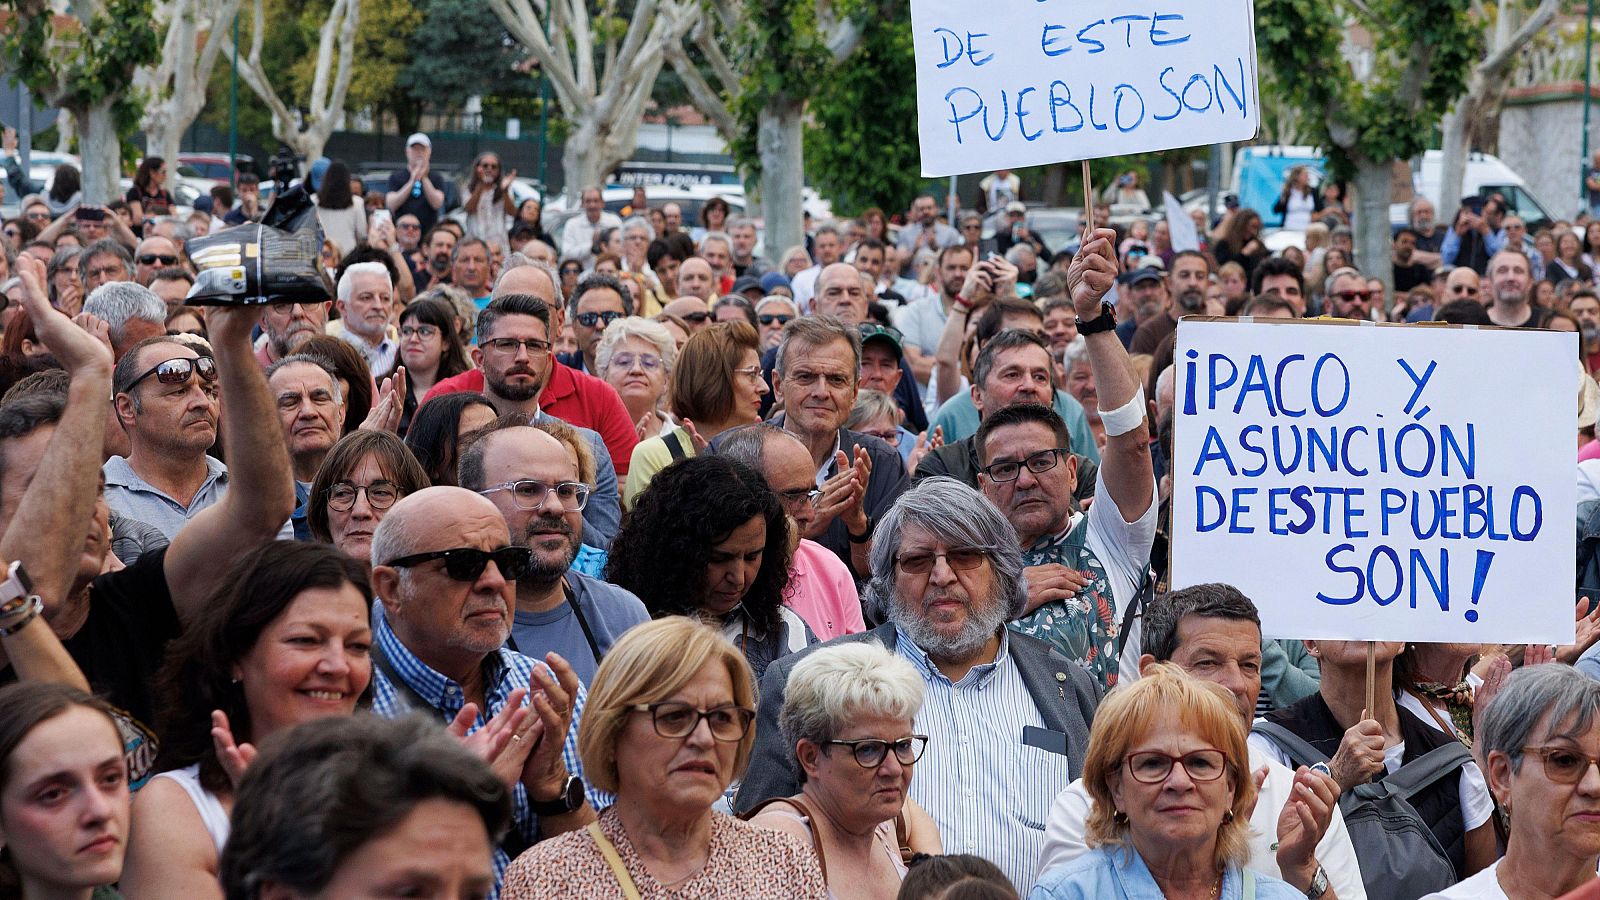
top-left (1378, 741), bottom-right (1473, 802)
top-left (663, 430), bottom-right (687, 461)
top-left (1250, 720), bottom-right (1333, 769)
top-left (1115, 569), bottom-right (1153, 658)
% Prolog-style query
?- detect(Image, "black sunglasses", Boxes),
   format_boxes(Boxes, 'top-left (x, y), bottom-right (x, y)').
top-left (680, 311), bottom-right (710, 323)
top-left (138, 253), bottom-right (179, 266)
top-left (575, 310), bottom-right (624, 328)
top-left (124, 356), bottom-right (218, 393)
top-left (758, 314), bottom-right (793, 326)
top-left (383, 546), bottom-right (532, 582)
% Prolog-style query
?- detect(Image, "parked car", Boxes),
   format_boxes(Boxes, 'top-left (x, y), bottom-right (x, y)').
top-left (177, 153), bottom-right (257, 181)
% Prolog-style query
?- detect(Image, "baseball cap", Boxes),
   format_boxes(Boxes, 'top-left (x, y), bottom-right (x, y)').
top-left (405, 132), bottom-right (431, 149)
top-left (858, 323), bottom-right (903, 359)
top-left (1118, 265), bottom-right (1166, 286)
top-left (759, 272), bottom-right (792, 294)
top-left (1005, 201), bottom-right (1026, 214)
top-left (731, 275), bottom-right (764, 296)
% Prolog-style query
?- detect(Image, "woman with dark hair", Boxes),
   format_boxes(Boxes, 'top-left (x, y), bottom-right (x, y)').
top-left (0, 682), bottom-right (130, 900)
top-left (119, 541), bottom-right (375, 898)
top-left (693, 196), bottom-right (732, 244)
top-left (46, 164), bottom-right (82, 216)
top-left (608, 454), bottom-right (814, 679)
top-left (1549, 229), bottom-right (1595, 286)
top-left (1213, 209), bottom-right (1269, 283)
top-left (221, 715), bottom-right (511, 900)
top-left (465, 151), bottom-right (517, 254)
top-left (314, 159), bottom-right (366, 258)
top-left (861, 207), bottom-right (890, 244)
top-left (299, 334), bottom-right (373, 434)
top-left (515, 197), bottom-right (554, 248)
top-left (385, 296), bottom-right (471, 436)
top-left (125, 156), bottom-right (173, 223)
top-left (308, 430), bottom-right (431, 566)
top-left (403, 391), bottom-right (499, 486)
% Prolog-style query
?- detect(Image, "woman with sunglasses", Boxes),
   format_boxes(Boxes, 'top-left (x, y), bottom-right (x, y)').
top-left (308, 430), bottom-right (431, 567)
top-left (386, 296), bottom-right (471, 437)
top-left (746, 642), bottom-right (941, 898)
top-left (465, 152), bottom-right (518, 255)
top-left (1431, 664), bottom-right (1600, 899)
top-left (119, 541), bottom-right (375, 898)
top-left (503, 616), bottom-right (827, 899)
top-left (1034, 665), bottom-right (1302, 900)
top-left (595, 316), bottom-right (677, 441)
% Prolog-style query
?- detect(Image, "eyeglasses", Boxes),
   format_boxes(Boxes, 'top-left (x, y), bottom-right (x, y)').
top-left (3, 228), bottom-right (20, 239)
top-left (86, 264), bottom-right (127, 281)
top-left (383, 546), bottom-right (533, 582)
top-left (327, 480), bottom-right (400, 511)
top-left (477, 162), bottom-right (500, 170)
top-left (397, 222), bottom-right (422, 230)
top-left (124, 355), bottom-right (218, 393)
top-left (980, 447), bottom-right (1068, 483)
top-left (680, 311), bottom-right (711, 324)
top-left (822, 735), bottom-right (929, 768)
top-left (560, 267), bottom-right (583, 277)
top-left (861, 429), bottom-right (901, 447)
top-left (631, 701), bottom-right (755, 742)
top-left (608, 352), bottom-right (661, 371)
top-left (1521, 746), bottom-right (1600, 784)
top-left (478, 479), bottom-right (590, 511)
top-left (24, 211), bottom-right (50, 222)
top-left (576, 310), bottom-right (624, 328)
top-left (758, 314), bottom-right (793, 327)
top-left (482, 337), bottom-right (552, 356)
top-left (137, 253), bottom-right (179, 266)
top-left (400, 324), bottom-right (440, 340)
top-left (732, 364), bottom-right (764, 384)
top-left (777, 487), bottom-right (823, 511)
top-left (1334, 290), bottom-right (1372, 303)
top-left (1123, 749), bottom-right (1229, 784)
top-left (896, 547), bottom-right (990, 574)
top-left (1449, 285), bottom-right (1480, 296)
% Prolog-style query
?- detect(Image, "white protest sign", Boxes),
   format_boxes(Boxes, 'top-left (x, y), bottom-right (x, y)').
top-left (1165, 191), bottom-right (1200, 253)
top-left (1170, 319), bottom-right (1577, 644)
top-left (910, 1), bottom-right (1261, 177)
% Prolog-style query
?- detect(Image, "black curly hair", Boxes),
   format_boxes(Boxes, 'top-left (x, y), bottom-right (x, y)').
top-left (607, 455), bottom-right (790, 636)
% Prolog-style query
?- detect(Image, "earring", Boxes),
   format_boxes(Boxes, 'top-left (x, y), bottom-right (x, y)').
top-left (1112, 810), bottom-right (1128, 825)
top-left (1222, 811), bottom-right (1235, 824)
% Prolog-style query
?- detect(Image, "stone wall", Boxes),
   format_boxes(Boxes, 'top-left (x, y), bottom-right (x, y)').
top-left (1501, 83), bottom-right (1600, 219)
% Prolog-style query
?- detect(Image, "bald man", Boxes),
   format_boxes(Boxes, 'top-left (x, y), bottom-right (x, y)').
top-left (677, 256), bottom-right (716, 302)
top-left (368, 486), bottom-right (602, 881)
top-left (812, 262), bottom-right (869, 325)
top-left (662, 296), bottom-right (713, 332)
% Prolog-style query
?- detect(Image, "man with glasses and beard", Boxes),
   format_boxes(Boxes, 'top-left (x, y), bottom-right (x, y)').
top-left (734, 476), bottom-right (1101, 890)
top-left (459, 423), bottom-right (647, 685)
top-left (368, 487), bottom-right (605, 889)
top-left (255, 296), bottom-right (332, 366)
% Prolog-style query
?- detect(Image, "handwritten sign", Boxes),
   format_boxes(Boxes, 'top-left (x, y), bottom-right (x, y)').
top-left (910, 1), bottom-right (1261, 177)
top-left (1170, 319), bottom-right (1577, 644)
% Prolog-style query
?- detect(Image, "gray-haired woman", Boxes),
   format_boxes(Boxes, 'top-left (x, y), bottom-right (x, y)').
top-left (748, 642), bottom-right (942, 898)
top-left (595, 315), bottom-right (676, 440)
top-left (1423, 664), bottom-right (1600, 899)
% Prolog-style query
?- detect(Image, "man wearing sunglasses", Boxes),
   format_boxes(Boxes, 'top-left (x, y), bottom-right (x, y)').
top-left (458, 424), bottom-right (648, 686)
top-left (369, 487), bottom-right (604, 880)
top-left (562, 273), bottom-right (630, 376)
top-left (132, 236), bottom-right (182, 287)
top-left (736, 476), bottom-right (1101, 890)
top-left (1038, 585), bottom-right (1361, 899)
top-left (1, 258), bottom-right (294, 732)
top-left (1323, 269), bottom-right (1374, 321)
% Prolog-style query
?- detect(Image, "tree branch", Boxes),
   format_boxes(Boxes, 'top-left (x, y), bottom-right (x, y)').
top-left (1480, 0), bottom-right (1560, 76)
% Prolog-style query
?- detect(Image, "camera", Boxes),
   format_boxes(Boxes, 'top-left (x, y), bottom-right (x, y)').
top-left (267, 145), bottom-right (305, 192)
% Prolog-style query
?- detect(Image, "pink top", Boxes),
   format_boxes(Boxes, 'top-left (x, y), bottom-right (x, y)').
top-left (1582, 439), bottom-right (1600, 462)
top-left (785, 539), bottom-right (864, 641)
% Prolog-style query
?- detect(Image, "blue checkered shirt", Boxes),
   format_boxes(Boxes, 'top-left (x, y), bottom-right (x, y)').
top-left (369, 603), bottom-right (607, 895)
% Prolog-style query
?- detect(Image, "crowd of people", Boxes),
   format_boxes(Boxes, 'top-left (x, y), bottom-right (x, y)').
top-left (1, 135), bottom-right (1599, 900)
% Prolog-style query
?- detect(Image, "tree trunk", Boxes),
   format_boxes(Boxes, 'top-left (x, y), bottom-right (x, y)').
top-left (1438, 99), bottom-right (1473, 220)
top-left (758, 98), bottom-right (805, 261)
top-left (1353, 159), bottom-right (1393, 315)
top-left (560, 125), bottom-right (608, 197)
top-left (76, 104), bottom-right (122, 205)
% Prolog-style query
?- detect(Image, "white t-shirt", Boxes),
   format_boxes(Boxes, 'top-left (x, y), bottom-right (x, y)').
top-left (1283, 189), bottom-right (1317, 231)
top-left (1035, 744), bottom-right (1368, 898)
top-left (1247, 731), bottom-right (1495, 833)
top-left (1420, 859), bottom-right (1506, 900)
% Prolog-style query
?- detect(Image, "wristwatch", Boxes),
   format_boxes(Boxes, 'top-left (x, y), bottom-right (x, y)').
top-left (1303, 865), bottom-right (1328, 899)
top-left (0, 561), bottom-right (32, 608)
top-left (529, 775), bottom-right (585, 817)
top-left (848, 515), bottom-right (875, 544)
top-left (1076, 301), bottom-right (1117, 335)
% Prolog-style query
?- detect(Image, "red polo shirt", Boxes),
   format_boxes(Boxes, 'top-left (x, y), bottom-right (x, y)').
top-left (422, 362), bottom-right (639, 476)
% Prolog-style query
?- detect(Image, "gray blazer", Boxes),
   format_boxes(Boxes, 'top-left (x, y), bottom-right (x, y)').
top-left (732, 622), bottom-right (1102, 814)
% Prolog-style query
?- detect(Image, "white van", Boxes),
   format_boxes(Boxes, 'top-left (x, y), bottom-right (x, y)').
top-left (1390, 150), bottom-right (1558, 230)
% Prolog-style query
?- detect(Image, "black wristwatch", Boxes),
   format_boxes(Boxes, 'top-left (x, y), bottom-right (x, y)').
top-left (848, 515), bottom-right (874, 544)
top-left (529, 775), bottom-right (585, 816)
top-left (1076, 301), bottom-right (1117, 335)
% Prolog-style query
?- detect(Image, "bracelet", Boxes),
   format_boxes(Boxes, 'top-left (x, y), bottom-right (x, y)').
top-left (1099, 386), bottom-right (1147, 438)
top-left (0, 596), bottom-right (42, 637)
top-left (0, 592), bottom-right (29, 620)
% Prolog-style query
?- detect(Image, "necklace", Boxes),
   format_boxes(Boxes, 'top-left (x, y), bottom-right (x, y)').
top-left (1210, 869), bottom-right (1224, 900)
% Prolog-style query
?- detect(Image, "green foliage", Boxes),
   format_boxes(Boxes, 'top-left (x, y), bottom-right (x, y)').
top-left (1257, 0), bottom-right (1479, 179)
top-left (803, 15), bottom-right (920, 215)
top-left (0, 0), bottom-right (161, 138)
top-left (319, 0), bottom-right (423, 115)
top-left (399, 0), bottom-right (532, 111)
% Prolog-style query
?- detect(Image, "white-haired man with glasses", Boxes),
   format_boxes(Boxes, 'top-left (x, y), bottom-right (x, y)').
top-left (458, 422), bottom-right (648, 686)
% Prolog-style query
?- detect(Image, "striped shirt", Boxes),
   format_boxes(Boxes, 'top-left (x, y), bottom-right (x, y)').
top-left (895, 630), bottom-right (1076, 891)
top-left (369, 604), bottom-right (607, 897)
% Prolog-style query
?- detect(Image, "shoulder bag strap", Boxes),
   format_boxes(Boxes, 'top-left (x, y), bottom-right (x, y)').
top-left (563, 579), bottom-right (605, 665)
top-left (1249, 720), bottom-right (1333, 769)
top-left (739, 796), bottom-right (829, 879)
top-left (1381, 741), bottom-right (1473, 801)
top-left (664, 430), bottom-right (686, 461)
top-left (587, 821), bottom-right (644, 900)
top-left (1115, 569), bottom-right (1154, 658)
top-left (895, 809), bottom-right (913, 863)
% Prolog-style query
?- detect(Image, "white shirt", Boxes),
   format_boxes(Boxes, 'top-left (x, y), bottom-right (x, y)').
top-left (1283, 189), bottom-right (1317, 231)
top-left (1420, 859), bottom-right (1506, 899)
top-left (1248, 731), bottom-right (1495, 833)
top-left (792, 264), bottom-right (823, 312)
top-left (560, 211), bottom-right (622, 265)
top-left (1035, 744), bottom-right (1368, 899)
top-left (891, 293), bottom-right (950, 356)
